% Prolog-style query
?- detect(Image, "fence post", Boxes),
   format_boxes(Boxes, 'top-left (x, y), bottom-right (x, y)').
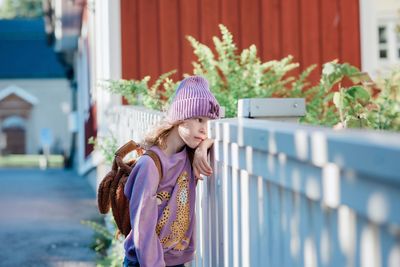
top-left (238, 98), bottom-right (305, 122)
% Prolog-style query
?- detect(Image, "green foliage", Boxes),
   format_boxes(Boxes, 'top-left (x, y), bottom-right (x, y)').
top-left (88, 136), bottom-right (118, 165)
top-left (100, 70), bottom-right (178, 111)
top-left (333, 86), bottom-right (371, 128)
top-left (82, 219), bottom-right (124, 267)
top-left (320, 61), bottom-right (360, 91)
top-left (308, 61), bottom-right (400, 131)
top-left (365, 70), bottom-right (400, 131)
top-left (100, 77), bottom-right (150, 106)
top-left (99, 24), bottom-right (399, 132)
top-left (142, 71), bottom-right (178, 110)
top-left (300, 60), bottom-right (362, 127)
top-left (81, 220), bottom-right (113, 253)
top-left (0, 0), bottom-right (42, 18)
top-left (187, 24), bottom-right (313, 117)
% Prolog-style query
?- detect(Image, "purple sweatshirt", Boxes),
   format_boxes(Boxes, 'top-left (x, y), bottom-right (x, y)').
top-left (124, 146), bottom-right (196, 267)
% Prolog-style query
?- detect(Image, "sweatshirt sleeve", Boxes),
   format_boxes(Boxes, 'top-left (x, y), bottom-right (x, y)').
top-left (125, 155), bottom-right (165, 267)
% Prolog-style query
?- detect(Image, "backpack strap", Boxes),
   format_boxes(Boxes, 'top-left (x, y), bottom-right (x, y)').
top-left (144, 150), bottom-right (163, 181)
top-left (113, 140), bottom-right (144, 175)
top-left (115, 140), bottom-right (140, 158)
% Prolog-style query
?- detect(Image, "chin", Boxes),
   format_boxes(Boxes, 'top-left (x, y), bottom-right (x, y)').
top-left (188, 143), bottom-right (199, 149)
top-left (186, 141), bottom-right (200, 149)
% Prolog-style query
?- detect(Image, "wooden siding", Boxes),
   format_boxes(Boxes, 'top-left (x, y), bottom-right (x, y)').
top-left (121, 0), bottom-right (361, 84)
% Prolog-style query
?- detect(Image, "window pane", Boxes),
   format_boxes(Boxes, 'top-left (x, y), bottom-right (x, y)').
top-left (379, 49), bottom-right (387, 59)
top-left (379, 26), bottom-right (387, 44)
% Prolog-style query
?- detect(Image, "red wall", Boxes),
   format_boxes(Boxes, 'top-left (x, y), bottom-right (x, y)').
top-left (120, 0), bottom-right (360, 84)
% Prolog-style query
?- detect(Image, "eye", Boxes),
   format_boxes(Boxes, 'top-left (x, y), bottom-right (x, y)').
top-left (198, 118), bottom-right (203, 123)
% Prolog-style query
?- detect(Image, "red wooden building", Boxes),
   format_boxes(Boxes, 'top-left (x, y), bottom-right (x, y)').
top-left (120, 0), bottom-right (361, 83)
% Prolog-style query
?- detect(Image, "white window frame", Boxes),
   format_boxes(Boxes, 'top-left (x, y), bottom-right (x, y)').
top-left (360, 0), bottom-right (400, 77)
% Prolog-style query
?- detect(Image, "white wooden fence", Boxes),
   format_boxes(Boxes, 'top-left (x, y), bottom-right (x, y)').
top-left (105, 105), bottom-right (163, 146)
top-left (107, 105), bottom-right (400, 267)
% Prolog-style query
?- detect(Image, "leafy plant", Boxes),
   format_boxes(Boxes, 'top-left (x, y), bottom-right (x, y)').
top-left (187, 24), bottom-right (314, 117)
top-left (301, 60), bottom-right (362, 127)
top-left (88, 136), bottom-right (118, 165)
top-left (82, 219), bottom-right (124, 267)
top-left (367, 69), bottom-right (400, 131)
top-left (99, 24), bottom-right (399, 132)
top-left (333, 85), bottom-right (371, 128)
top-left (81, 220), bottom-right (113, 254)
top-left (100, 70), bottom-right (178, 111)
top-left (0, 0), bottom-right (42, 18)
top-left (311, 62), bottom-right (400, 131)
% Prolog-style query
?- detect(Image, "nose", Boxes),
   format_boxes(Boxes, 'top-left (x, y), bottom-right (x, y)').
top-left (200, 122), bottom-right (207, 135)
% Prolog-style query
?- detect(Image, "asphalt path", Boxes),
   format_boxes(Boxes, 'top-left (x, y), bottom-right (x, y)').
top-left (0, 168), bottom-right (101, 267)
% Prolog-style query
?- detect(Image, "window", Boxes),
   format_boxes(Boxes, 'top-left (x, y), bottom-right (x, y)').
top-left (379, 26), bottom-right (387, 43)
top-left (397, 30), bottom-right (400, 59)
top-left (378, 26), bottom-right (388, 59)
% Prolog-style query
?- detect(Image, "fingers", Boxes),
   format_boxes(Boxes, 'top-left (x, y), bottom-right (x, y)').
top-left (196, 153), bottom-right (212, 172)
top-left (193, 146), bottom-right (214, 179)
top-left (193, 162), bottom-right (213, 180)
top-left (194, 166), bottom-right (200, 179)
top-left (198, 159), bottom-right (213, 176)
top-left (194, 168), bottom-right (204, 181)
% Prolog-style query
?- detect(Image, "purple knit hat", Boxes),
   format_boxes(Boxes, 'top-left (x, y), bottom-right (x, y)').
top-left (167, 76), bottom-right (220, 123)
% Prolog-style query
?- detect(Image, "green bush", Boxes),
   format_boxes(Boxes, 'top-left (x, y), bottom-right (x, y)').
top-left (301, 60), bottom-right (361, 127)
top-left (100, 70), bottom-right (178, 112)
top-left (82, 219), bottom-right (124, 267)
top-left (99, 24), bottom-right (400, 132)
top-left (88, 136), bottom-right (118, 165)
top-left (101, 24), bottom-right (400, 132)
top-left (333, 68), bottom-right (400, 131)
top-left (188, 24), bottom-right (314, 117)
top-left (305, 61), bottom-right (400, 131)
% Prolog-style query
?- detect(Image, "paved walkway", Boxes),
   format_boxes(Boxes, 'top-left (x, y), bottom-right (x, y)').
top-left (0, 168), bottom-right (101, 267)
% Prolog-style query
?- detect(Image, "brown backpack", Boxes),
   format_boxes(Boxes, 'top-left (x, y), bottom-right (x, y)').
top-left (97, 140), bottom-right (162, 237)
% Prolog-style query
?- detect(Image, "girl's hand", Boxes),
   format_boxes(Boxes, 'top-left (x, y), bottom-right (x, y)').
top-left (193, 138), bottom-right (214, 180)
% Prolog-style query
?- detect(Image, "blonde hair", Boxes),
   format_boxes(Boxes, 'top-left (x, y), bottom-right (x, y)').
top-left (142, 120), bottom-right (182, 150)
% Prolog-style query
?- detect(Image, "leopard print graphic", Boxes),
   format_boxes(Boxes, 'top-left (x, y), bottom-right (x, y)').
top-left (157, 191), bottom-right (171, 204)
top-left (156, 206), bottom-right (170, 235)
top-left (156, 171), bottom-right (191, 251)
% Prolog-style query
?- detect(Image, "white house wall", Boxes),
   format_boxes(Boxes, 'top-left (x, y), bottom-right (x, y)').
top-left (76, 36), bottom-right (90, 170)
top-left (360, 0), bottom-right (400, 77)
top-left (75, 0), bottom-right (122, 175)
top-left (93, 0), bottom-right (122, 135)
top-left (0, 79), bottom-right (71, 154)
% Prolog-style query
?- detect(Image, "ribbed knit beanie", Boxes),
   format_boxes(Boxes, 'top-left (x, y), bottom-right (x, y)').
top-left (167, 76), bottom-right (220, 123)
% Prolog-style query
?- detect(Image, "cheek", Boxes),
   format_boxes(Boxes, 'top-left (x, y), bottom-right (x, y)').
top-left (178, 126), bottom-right (191, 141)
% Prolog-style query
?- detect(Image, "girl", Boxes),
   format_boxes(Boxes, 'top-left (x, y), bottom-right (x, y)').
top-left (123, 76), bottom-right (220, 267)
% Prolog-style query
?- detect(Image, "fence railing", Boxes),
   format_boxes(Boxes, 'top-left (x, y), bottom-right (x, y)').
top-left (106, 105), bottom-right (163, 146)
top-left (107, 105), bottom-right (400, 267)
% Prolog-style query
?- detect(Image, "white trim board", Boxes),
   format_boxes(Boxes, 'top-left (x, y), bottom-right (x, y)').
top-left (0, 85), bottom-right (39, 105)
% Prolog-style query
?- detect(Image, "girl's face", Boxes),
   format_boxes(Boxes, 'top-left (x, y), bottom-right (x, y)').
top-left (178, 116), bottom-right (209, 148)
